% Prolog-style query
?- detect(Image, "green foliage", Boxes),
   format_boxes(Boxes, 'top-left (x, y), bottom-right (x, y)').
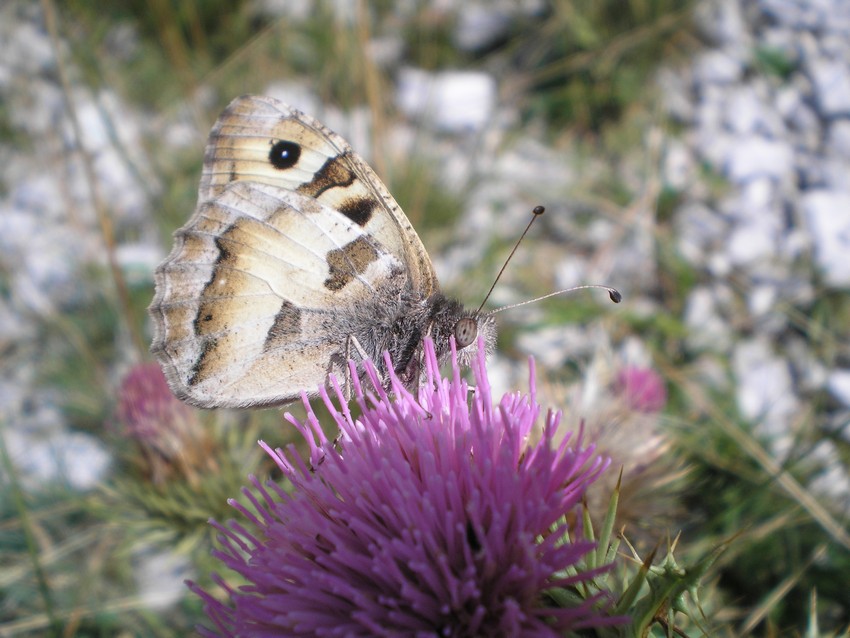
top-left (513, 0), bottom-right (698, 132)
top-left (754, 45), bottom-right (797, 80)
top-left (544, 480), bottom-right (726, 636)
top-left (37, 284), bottom-right (123, 429)
top-left (401, 9), bottom-right (468, 70)
top-left (102, 416), bottom-right (269, 565)
top-left (388, 157), bottom-right (466, 233)
top-left (682, 440), bottom-right (850, 630)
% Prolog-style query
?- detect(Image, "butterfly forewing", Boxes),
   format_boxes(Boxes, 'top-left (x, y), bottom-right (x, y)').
top-left (198, 95), bottom-right (438, 297)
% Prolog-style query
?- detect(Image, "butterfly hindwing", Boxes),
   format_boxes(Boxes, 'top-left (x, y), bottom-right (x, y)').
top-left (151, 181), bottom-right (408, 408)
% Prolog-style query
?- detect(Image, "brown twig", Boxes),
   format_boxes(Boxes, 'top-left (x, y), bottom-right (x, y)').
top-left (42, 0), bottom-right (146, 357)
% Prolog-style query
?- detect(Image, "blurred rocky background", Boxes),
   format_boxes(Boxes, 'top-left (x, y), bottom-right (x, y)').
top-left (1, 0), bottom-right (849, 634)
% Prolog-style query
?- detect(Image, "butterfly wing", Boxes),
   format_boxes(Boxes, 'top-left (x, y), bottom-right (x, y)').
top-left (151, 181), bottom-right (412, 408)
top-left (149, 95), bottom-right (437, 408)
top-left (199, 95), bottom-right (438, 296)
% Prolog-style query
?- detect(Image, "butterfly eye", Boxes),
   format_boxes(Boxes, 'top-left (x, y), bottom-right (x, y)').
top-left (454, 317), bottom-right (478, 349)
top-left (269, 140), bottom-right (301, 169)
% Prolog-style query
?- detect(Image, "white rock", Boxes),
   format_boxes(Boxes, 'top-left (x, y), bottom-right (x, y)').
top-left (796, 150), bottom-right (829, 189)
top-left (676, 202), bottom-right (728, 266)
top-left (455, 4), bottom-right (512, 51)
top-left (820, 156), bottom-right (850, 193)
top-left (786, 337), bottom-right (828, 391)
top-left (517, 325), bottom-right (595, 369)
top-left (760, 26), bottom-right (802, 66)
top-left (827, 369), bottom-right (850, 407)
top-left (727, 220), bottom-right (777, 265)
top-left (0, 204), bottom-right (93, 311)
top-left (74, 97), bottom-right (112, 152)
top-left (397, 68), bottom-right (496, 133)
top-left (257, 0), bottom-right (311, 18)
top-left (619, 336), bottom-right (654, 369)
top-left (160, 116), bottom-right (197, 150)
top-left (366, 35), bottom-right (404, 67)
top-left (609, 223), bottom-right (656, 288)
top-left (554, 256), bottom-right (586, 291)
top-left (780, 91), bottom-right (821, 151)
top-left (118, 242), bottom-right (164, 285)
top-left (134, 548), bottom-right (194, 610)
top-left (93, 145), bottom-right (151, 222)
top-left (735, 177), bottom-right (777, 220)
top-left (7, 169), bottom-right (64, 219)
top-left (696, 0), bottom-right (748, 48)
top-left (261, 0), bottom-right (353, 20)
top-left (826, 119), bottom-right (850, 159)
top-left (801, 190), bottom-right (850, 286)
top-left (707, 251), bottom-right (733, 277)
top-left (693, 50), bottom-right (743, 85)
top-left (748, 284), bottom-right (777, 317)
top-left (762, 0), bottom-right (850, 32)
top-left (103, 23), bottom-right (140, 62)
top-left (2, 19), bottom-right (55, 76)
top-left (683, 287), bottom-right (732, 352)
top-left (58, 432), bottom-right (112, 490)
top-left (696, 129), bottom-right (736, 169)
top-left (692, 354), bottom-right (730, 390)
top-left (808, 440), bottom-right (850, 508)
top-left (0, 296), bottom-right (35, 350)
top-left (760, 0), bottom-right (816, 29)
top-left (775, 84), bottom-right (802, 122)
top-left (733, 337), bottom-right (798, 442)
top-left (658, 67), bottom-right (693, 122)
top-left (724, 136), bottom-right (794, 183)
top-left (7, 427), bottom-right (111, 492)
top-left (808, 57), bottom-right (850, 118)
top-left (264, 81), bottom-right (320, 118)
top-left (780, 228), bottom-right (811, 264)
top-left (7, 80), bottom-right (65, 136)
top-left (724, 85), bottom-right (765, 135)
top-left (492, 138), bottom-right (575, 192)
top-left (662, 139), bottom-right (694, 189)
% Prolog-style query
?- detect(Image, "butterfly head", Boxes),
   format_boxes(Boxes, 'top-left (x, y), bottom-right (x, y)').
top-left (427, 297), bottom-right (496, 371)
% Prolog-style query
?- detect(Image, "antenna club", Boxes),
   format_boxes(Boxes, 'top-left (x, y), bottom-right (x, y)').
top-left (487, 284), bottom-right (623, 315)
top-left (532, 205), bottom-right (545, 216)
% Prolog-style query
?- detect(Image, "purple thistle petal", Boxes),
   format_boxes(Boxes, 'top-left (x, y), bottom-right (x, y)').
top-left (193, 338), bottom-right (620, 636)
top-left (615, 366), bottom-right (667, 413)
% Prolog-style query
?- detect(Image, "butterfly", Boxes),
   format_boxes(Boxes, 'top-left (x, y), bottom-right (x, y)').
top-left (149, 95), bottom-right (495, 408)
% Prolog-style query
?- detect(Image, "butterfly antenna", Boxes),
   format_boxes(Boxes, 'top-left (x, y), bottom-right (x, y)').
top-left (488, 285), bottom-right (621, 315)
top-left (475, 205), bottom-right (546, 315)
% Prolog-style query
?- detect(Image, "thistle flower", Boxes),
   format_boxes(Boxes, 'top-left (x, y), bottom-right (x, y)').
top-left (614, 366), bottom-right (667, 414)
top-left (540, 342), bottom-right (680, 547)
top-left (116, 362), bottom-right (214, 485)
top-left (112, 362), bottom-right (266, 581)
top-left (190, 339), bottom-right (619, 636)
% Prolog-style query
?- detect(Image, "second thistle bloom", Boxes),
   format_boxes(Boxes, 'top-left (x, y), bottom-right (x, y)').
top-left (193, 340), bottom-right (617, 636)
top-left (116, 362), bottom-right (214, 485)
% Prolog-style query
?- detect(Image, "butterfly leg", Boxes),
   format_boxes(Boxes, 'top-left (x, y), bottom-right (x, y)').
top-left (348, 333), bottom-right (400, 394)
top-left (341, 335), bottom-right (357, 402)
top-left (342, 334), bottom-right (382, 400)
